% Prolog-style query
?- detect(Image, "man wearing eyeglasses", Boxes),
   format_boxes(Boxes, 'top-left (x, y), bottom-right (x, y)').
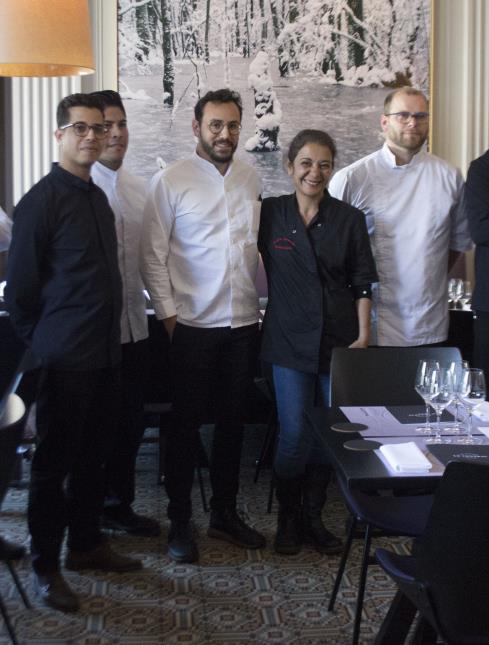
top-left (329, 86), bottom-right (471, 347)
top-left (141, 88), bottom-right (264, 563)
top-left (6, 93), bottom-right (141, 614)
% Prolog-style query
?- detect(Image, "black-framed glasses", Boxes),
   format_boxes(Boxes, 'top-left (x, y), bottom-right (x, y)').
top-left (384, 111), bottom-right (430, 124)
top-left (207, 120), bottom-right (242, 135)
top-left (59, 121), bottom-right (108, 139)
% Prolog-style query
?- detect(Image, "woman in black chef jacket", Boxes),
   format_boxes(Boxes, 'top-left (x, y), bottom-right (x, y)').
top-left (258, 129), bottom-right (378, 555)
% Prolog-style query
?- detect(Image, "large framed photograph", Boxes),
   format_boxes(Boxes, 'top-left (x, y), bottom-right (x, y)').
top-left (118, 0), bottom-right (431, 196)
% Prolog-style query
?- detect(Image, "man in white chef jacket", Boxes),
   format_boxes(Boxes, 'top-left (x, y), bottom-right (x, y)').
top-left (329, 87), bottom-right (471, 346)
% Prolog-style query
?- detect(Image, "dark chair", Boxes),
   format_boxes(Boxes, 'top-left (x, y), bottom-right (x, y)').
top-left (330, 346), bottom-right (462, 406)
top-left (328, 346), bottom-right (462, 645)
top-left (375, 461), bottom-right (489, 645)
top-left (0, 394), bottom-right (31, 645)
top-left (144, 314), bottom-right (209, 510)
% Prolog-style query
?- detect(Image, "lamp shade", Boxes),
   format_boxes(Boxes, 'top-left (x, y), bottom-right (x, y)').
top-left (0, 0), bottom-right (94, 77)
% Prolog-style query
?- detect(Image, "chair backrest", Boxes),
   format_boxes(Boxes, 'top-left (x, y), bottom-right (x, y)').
top-left (415, 461), bottom-right (489, 643)
top-left (330, 346), bottom-right (463, 406)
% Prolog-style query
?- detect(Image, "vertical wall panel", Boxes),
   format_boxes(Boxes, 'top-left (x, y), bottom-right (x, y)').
top-left (10, 75), bottom-right (80, 205)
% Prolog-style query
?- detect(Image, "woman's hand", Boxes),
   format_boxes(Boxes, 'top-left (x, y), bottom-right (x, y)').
top-left (348, 337), bottom-right (369, 349)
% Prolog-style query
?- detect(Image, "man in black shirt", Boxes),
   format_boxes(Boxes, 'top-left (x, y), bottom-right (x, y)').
top-left (5, 93), bottom-right (142, 613)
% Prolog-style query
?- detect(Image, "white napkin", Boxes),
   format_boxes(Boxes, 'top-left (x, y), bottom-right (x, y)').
top-left (474, 400), bottom-right (489, 420)
top-left (379, 442), bottom-right (432, 473)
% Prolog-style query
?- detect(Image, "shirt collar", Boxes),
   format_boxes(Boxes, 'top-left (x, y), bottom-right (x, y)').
top-left (381, 141), bottom-right (428, 169)
top-left (192, 150), bottom-right (234, 178)
top-left (51, 162), bottom-right (96, 192)
top-left (93, 160), bottom-right (120, 185)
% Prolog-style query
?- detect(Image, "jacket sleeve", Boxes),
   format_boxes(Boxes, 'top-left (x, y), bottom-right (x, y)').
top-left (466, 155), bottom-right (489, 247)
top-left (139, 170), bottom-right (177, 320)
top-left (347, 207), bottom-right (378, 287)
top-left (5, 189), bottom-right (50, 345)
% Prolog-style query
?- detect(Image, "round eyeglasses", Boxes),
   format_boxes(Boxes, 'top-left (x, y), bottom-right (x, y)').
top-left (207, 120), bottom-right (242, 135)
top-left (59, 121), bottom-right (108, 139)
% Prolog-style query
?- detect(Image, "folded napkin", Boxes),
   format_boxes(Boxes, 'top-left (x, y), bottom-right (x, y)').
top-left (474, 400), bottom-right (489, 420)
top-left (379, 442), bottom-right (432, 473)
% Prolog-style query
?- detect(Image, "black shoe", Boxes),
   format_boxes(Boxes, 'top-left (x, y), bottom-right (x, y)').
top-left (65, 542), bottom-right (142, 572)
top-left (102, 506), bottom-right (161, 537)
top-left (33, 571), bottom-right (80, 613)
top-left (0, 536), bottom-right (25, 560)
top-left (168, 520), bottom-right (199, 563)
top-left (274, 510), bottom-right (302, 555)
top-left (208, 509), bottom-right (266, 549)
top-left (303, 517), bottom-right (343, 555)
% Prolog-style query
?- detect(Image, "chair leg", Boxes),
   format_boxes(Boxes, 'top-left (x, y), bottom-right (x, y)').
top-left (254, 410), bottom-right (277, 483)
top-left (0, 589), bottom-right (20, 645)
top-left (352, 523), bottom-right (372, 645)
top-left (196, 466), bottom-right (208, 513)
top-left (328, 516), bottom-right (357, 611)
top-left (267, 472), bottom-right (275, 514)
top-left (6, 562), bottom-right (30, 609)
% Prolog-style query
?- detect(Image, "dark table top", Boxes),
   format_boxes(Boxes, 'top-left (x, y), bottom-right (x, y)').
top-left (307, 406), bottom-right (447, 493)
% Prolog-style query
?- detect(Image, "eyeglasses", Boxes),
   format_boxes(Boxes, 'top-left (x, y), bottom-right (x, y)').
top-left (207, 120), bottom-right (242, 135)
top-left (59, 121), bottom-right (108, 139)
top-left (384, 111), bottom-right (430, 124)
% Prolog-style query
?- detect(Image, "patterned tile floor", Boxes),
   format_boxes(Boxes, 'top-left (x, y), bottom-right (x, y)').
top-left (0, 426), bottom-right (411, 644)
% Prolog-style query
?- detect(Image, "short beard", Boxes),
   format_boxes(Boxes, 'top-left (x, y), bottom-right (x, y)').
top-left (199, 137), bottom-right (236, 164)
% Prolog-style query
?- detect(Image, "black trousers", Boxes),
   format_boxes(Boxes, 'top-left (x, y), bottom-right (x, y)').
top-left (105, 339), bottom-right (149, 508)
top-left (29, 366), bottom-right (121, 574)
top-left (473, 310), bottom-right (489, 384)
top-left (165, 322), bottom-right (259, 521)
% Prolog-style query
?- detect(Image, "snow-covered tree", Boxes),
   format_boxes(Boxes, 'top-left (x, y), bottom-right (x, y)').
top-left (245, 51), bottom-right (282, 152)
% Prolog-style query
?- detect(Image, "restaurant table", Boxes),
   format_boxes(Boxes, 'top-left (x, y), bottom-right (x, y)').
top-left (307, 403), bottom-right (489, 644)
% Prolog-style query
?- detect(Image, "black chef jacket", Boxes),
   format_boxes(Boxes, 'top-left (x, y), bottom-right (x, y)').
top-left (258, 192), bottom-right (378, 373)
top-left (6, 163), bottom-right (122, 370)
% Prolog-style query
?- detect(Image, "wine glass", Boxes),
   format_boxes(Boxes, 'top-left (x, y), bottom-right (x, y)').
top-left (459, 281), bottom-right (472, 309)
top-left (426, 367), bottom-right (454, 444)
top-left (448, 278), bottom-right (464, 309)
top-left (459, 368), bottom-right (486, 444)
top-left (414, 359), bottom-right (440, 435)
top-left (449, 360), bottom-right (470, 434)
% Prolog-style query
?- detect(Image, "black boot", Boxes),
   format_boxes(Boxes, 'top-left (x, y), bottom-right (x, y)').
top-left (274, 474), bottom-right (303, 555)
top-left (302, 464), bottom-right (342, 555)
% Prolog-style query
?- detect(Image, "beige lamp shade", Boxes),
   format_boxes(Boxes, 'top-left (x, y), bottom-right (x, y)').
top-left (0, 0), bottom-right (94, 77)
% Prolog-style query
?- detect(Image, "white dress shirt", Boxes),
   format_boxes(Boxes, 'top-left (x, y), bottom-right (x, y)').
top-left (0, 206), bottom-right (12, 252)
top-left (329, 143), bottom-right (471, 346)
top-left (140, 152), bottom-right (262, 328)
top-left (92, 161), bottom-right (148, 344)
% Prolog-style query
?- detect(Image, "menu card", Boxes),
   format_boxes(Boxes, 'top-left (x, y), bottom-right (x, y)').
top-left (428, 444), bottom-right (489, 466)
top-left (386, 405), bottom-right (453, 424)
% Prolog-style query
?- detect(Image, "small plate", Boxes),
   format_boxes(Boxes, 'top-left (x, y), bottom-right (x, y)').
top-left (343, 439), bottom-right (381, 451)
top-left (331, 422), bottom-right (368, 433)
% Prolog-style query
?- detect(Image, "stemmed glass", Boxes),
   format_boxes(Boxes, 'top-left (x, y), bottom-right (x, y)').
top-left (459, 281), bottom-right (472, 309)
top-left (414, 360), bottom-right (439, 435)
top-left (426, 367), bottom-right (454, 444)
top-left (459, 368), bottom-right (486, 445)
top-left (448, 278), bottom-right (464, 308)
top-left (449, 360), bottom-right (470, 434)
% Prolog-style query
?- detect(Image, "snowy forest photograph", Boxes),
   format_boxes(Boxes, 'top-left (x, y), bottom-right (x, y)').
top-left (118, 0), bottom-right (431, 196)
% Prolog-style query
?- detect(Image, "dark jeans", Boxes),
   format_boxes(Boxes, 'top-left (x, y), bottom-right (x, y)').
top-left (165, 322), bottom-right (259, 520)
top-left (29, 366), bottom-right (121, 573)
top-left (272, 364), bottom-right (330, 479)
top-left (105, 339), bottom-right (148, 508)
top-left (473, 310), bottom-right (489, 384)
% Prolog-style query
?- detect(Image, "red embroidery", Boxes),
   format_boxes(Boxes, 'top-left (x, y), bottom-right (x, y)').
top-left (273, 237), bottom-right (296, 250)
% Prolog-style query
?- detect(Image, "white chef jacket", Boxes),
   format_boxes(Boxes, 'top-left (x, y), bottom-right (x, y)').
top-left (0, 206), bottom-right (12, 252)
top-left (92, 162), bottom-right (148, 344)
top-left (329, 143), bottom-right (471, 346)
top-left (140, 152), bottom-right (262, 328)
